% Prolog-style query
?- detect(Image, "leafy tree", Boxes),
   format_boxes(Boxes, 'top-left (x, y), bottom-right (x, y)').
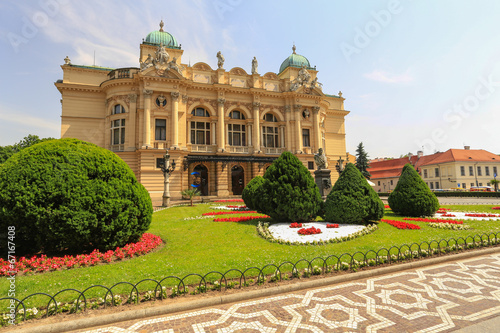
top-left (324, 163), bottom-right (384, 224)
top-left (242, 176), bottom-right (266, 212)
top-left (181, 188), bottom-right (200, 206)
top-left (388, 163), bottom-right (439, 217)
top-left (491, 179), bottom-right (499, 192)
top-left (355, 142), bottom-right (371, 179)
top-left (0, 134), bottom-right (55, 165)
top-left (258, 151), bottom-right (322, 222)
top-left (0, 138), bottom-right (152, 256)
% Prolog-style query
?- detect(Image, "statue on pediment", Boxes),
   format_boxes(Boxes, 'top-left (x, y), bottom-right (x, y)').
top-left (168, 57), bottom-right (184, 75)
top-left (251, 56), bottom-right (258, 74)
top-left (140, 54), bottom-right (154, 71)
top-left (155, 43), bottom-right (170, 68)
top-left (314, 148), bottom-right (327, 170)
top-left (217, 51), bottom-right (225, 69)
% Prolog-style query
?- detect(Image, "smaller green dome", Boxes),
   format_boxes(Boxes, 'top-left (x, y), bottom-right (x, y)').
top-left (144, 20), bottom-right (179, 48)
top-left (279, 45), bottom-right (314, 74)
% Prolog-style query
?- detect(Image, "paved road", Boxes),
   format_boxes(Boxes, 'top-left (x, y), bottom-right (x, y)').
top-left (73, 253), bottom-right (500, 333)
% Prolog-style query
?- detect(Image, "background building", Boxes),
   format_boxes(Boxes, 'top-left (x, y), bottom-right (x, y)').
top-left (369, 147), bottom-right (500, 192)
top-left (56, 22), bottom-right (349, 203)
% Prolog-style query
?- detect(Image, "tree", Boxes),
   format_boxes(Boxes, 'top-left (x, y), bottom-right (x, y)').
top-left (181, 188), bottom-right (200, 206)
top-left (258, 151), bottom-right (322, 222)
top-left (242, 176), bottom-right (266, 212)
top-left (388, 163), bottom-right (439, 217)
top-left (491, 179), bottom-right (499, 192)
top-left (0, 138), bottom-right (152, 256)
top-left (324, 163), bottom-right (384, 224)
top-left (355, 142), bottom-right (371, 179)
top-left (0, 134), bottom-right (55, 165)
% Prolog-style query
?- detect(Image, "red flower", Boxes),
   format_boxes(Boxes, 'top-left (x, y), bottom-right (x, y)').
top-left (381, 219), bottom-right (420, 230)
top-left (213, 215), bottom-right (269, 222)
top-left (289, 222), bottom-right (302, 228)
top-left (326, 224), bottom-right (339, 228)
top-left (297, 227), bottom-right (322, 235)
top-left (403, 217), bottom-right (463, 224)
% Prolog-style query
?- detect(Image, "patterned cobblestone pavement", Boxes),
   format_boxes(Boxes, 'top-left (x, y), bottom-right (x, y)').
top-left (76, 254), bottom-right (500, 332)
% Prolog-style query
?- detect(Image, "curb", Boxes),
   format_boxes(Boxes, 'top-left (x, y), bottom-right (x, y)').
top-left (11, 246), bottom-right (500, 333)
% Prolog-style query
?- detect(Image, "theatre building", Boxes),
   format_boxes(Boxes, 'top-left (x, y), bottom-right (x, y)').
top-left (56, 21), bottom-right (349, 203)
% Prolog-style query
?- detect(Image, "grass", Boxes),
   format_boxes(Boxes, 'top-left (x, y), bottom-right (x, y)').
top-left (2, 204), bottom-right (500, 310)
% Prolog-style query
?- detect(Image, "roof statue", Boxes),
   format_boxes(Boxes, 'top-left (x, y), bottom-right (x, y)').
top-left (251, 56), bottom-right (258, 74)
top-left (140, 53), bottom-right (154, 71)
top-left (155, 42), bottom-right (170, 68)
top-left (64, 56), bottom-right (71, 65)
top-left (217, 51), bottom-right (225, 69)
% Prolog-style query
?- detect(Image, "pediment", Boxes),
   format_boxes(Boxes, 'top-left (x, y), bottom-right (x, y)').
top-left (295, 85), bottom-right (323, 96)
top-left (263, 72), bottom-right (278, 80)
top-left (229, 67), bottom-right (248, 76)
top-left (141, 66), bottom-right (183, 79)
top-left (192, 62), bottom-right (213, 71)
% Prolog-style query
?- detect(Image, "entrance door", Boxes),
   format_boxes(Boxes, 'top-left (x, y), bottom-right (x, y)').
top-left (231, 165), bottom-right (244, 195)
top-left (193, 164), bottom-right (209, 196)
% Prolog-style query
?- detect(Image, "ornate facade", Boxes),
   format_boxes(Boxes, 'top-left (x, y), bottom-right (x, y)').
top-left (56, 21), bottom-right (349, 203)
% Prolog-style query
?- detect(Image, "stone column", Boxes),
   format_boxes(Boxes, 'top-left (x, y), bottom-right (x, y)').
top-left (127, 93), bottom-right (137, 150)
top-left (171, 92), bottom-right (179, 148)
top-left (284, 105), bottom-right (291, 151)
top-left (253, 102), bottom-right (260, 153)
top-left (143, 89), bottom-right (153, 148)
top-left (248, 123), bottom-right (252, 147)
top-left (279, 125), bottom-right (285, 149)
top-left (294, 104), bottom-right (302, 153)
top-left (217, 98), bottom-right (226, 152)
top-left (312, 106), bottom-right (320, 151)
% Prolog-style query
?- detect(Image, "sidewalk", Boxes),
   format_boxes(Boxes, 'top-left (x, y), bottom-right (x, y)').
top-left (12, 247), bottom-right (500, 333)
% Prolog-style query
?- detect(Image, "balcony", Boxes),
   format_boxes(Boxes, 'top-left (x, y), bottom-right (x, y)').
top-left (265, 148), bottom-right (284, 155)
top-left (191, 144), bottom-right (217, 153)
top-left (107, 67), bottom-right (139, 80)
top-left (228, 146), bottom-right (250, 154)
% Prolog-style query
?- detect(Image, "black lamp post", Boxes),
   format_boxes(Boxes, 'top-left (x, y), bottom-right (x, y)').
top-left (160, 150), bottom-right (176, 207)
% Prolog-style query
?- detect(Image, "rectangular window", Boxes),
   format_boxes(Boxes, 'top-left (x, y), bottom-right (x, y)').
top-left (308, 161), bottom-right (314, 170)
top-left (434, 168), bottom-right (439, 177)
top-left (423, 169), bottom-right (428, 178)
top-left (262, 126), bottom-right (278, 148)
top-left (378, 181), bottom-right (381, 186)
top-left (390, 180), bottom-right (393, 185)
top-left (430, 182), bottom-right (434, 189)
top-left (155, 119), bottom-right (166, 141)
top-left (479, 182), bottom-right (483, 186)
top-left (477, 166), bottom-right (482, 176)
top-left (494, 166), bottom-right (498, 176)
top-left (460, 166), bottom-right (465, 176)
top-left (471, 182), bottom-right (474, 188)
top-left (110, 119), bottom-right (125, 146)
top-left (462, 183), bottom-right (466, 189)
top-left (486, 166), bottom-right (490, 176)
top-left (228, 124), bottom-right (246, 146)
top-left (156, 158), bottom-right (164, 169)
top-left (302, 129), bottom-right (310, 147)
top-left (191, 121), bottom-right (210, 145)
top-left (469, 166), bottom-right (474, 176)
top-left (435, 182), bottom-right (439, 189)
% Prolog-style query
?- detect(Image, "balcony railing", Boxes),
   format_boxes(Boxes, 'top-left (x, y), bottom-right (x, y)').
top-left (265, 147), bottom-right (284, 155)
top-left (107, 68), bottom-right (139, 80)
top-left (228, 146), bottom-right (249, 154)
top-left (110, 144), bottom-right (124, 152)
top-left (191, 144), bottom-right (217, 153)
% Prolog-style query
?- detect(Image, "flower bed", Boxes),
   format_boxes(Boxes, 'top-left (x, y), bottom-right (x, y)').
top-left (440, 213), bottom-right (456, 217)
top-left (492, 207), bottom-right (500, 210)
top-left (384, 205), bottom-right (391, 209)
top-left (298, 226), bottom-right (322, 235)
top-left (203, 210), bottom-right (258, 216)
top-left (213, 215), bottom-right (269, 222)
top-left (289, 222), bottom-right (302, 228)
top-left (428, 223), bottom-right (470, 230)
top-left (404, 217), bottom-right (463, 224)
top-left (326, 224), bottom-right (339, 228)
top-left (381, 219), bottom-right (420, 230)
top-left (0, 233), bottom-right (163, 276)
top-left (465, 213), bottom-right (500, 218)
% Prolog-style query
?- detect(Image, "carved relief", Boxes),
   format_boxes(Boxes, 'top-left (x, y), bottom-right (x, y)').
top-left (192, 62), bottom-right (212, 71)
top-left (217, 98), bottom-right (226, 106)
top-left (171, 92), bottom-right (180, 100)
top-left (229, 67), bottom-right (247, 76)
top-left (128, 94), bottom-right (138, 103)
top-left (263, 72), bottom-right (278, 80)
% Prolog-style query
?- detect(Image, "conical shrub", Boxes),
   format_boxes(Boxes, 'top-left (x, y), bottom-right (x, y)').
top-left (260, 151), bottom-right (322, 222)
top-left (324, 163), bottom-right (384, 224)
top-left (388, 163), bottom-right (439, 217)
top-left (242, 175), bottom-right (266, 212)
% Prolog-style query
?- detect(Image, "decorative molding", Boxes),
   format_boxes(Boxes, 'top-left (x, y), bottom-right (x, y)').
top-left (312, 106), bottom-right (320, 113)
top-left (128, 94), bottom-right (137, 103)
top-left (218, 98), bottom-right (226, 106)
top-left (171, 92), bottom-right (180, 100)
top-left (284, 105), bottom-right (291, 113)
top-left (182, 95), bottom-right (188, 103)
top-left (294, 104), bottom-right (302, 111)
top-left (143, 89), bottom-right (153, 97)
top-left (252, 102), bottom-right (261, 109)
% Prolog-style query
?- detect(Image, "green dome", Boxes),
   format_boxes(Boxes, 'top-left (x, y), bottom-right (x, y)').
top-left (144, 20), bottom-right (179, 48)
top-left (279, 45), bottom-right (313, 74)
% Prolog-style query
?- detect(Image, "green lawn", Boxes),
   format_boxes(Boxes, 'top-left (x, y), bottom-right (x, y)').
top-left (2, 204), bottom-right (500, 310)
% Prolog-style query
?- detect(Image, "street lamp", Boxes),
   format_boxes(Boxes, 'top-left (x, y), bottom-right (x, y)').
top-left (335, 155), bottom-right (345, 174)
top-left (160, 150), bottom-right (176, 207)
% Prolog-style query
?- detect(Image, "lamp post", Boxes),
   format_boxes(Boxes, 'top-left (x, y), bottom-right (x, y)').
top-left (160, 150), bottom-right (176, 207)
top-left (335, 155), bottom-right (345, 174)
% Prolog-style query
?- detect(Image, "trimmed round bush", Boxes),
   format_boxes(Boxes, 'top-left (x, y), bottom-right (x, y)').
top-left (0, 138), bottom-right (153, 255)
top-left (242, 175), bottom-right (265, 212)
top-left (259, 151), bottom-right (322, 222)
top-left (324, 163), bottom-right (384, 224)
top-left (388, 163), bottom-right (439, 217)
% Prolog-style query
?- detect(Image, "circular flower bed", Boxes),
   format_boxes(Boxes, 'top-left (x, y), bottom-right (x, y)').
top-left (0, 233), bottom-right (163, 276)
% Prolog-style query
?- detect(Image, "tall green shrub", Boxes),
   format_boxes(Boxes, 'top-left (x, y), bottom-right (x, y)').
top-left (242, 176), bottom-right (266, 212)
top-left (0, 138), bottom-right (153, 255)
top-left (388, 163), bottom-right (439, 217)
top-left (324, 163), bottom-right (384, 224)
top-left (259, 151), bottom-right (322, 222)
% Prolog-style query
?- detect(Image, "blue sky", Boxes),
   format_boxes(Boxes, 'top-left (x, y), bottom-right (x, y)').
top-left (1, 0), bottom-right (500, 158)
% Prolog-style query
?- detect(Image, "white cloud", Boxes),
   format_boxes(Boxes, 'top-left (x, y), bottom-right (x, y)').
top-left (364, 69), bottom-right (413, 83)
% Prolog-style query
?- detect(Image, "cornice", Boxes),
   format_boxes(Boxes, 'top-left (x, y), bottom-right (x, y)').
top-left (55, 82), bottom-right (103, 93)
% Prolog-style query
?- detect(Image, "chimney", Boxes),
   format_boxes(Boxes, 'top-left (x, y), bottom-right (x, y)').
top-left (417, 150), bottom-right (423, 158)
top-left (464, 145), bottom-right (470, 150)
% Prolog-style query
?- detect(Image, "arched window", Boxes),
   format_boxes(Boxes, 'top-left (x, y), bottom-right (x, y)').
top-left (190, 107), bottom-right (211, 145)
top-left (262, 113), bottom-right (278, 148)
top-left (113, 104), bottom-right (125, 114)
top-left (228, 110), bottom-right (246, 146)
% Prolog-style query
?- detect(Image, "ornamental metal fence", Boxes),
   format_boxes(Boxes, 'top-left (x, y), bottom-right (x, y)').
top-left (2, 232), bottom-right (500, 324)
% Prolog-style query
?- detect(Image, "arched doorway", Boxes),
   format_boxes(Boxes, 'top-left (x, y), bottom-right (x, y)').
top-left (231, 165), bottom-right (244, 195)
top-left (193, 164), bottom-right (209, 196)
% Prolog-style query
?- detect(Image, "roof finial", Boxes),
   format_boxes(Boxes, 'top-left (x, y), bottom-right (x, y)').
top-left (159, 19), bottom-right (164, 32)
top-left (292, 44), bottom-right (296, 54)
